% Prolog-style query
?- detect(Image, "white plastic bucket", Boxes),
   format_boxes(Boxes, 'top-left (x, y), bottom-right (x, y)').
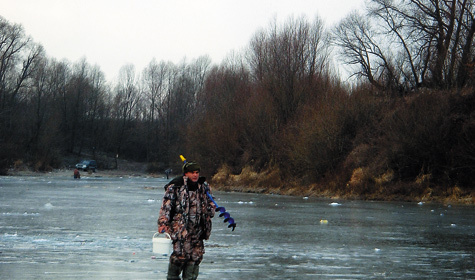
top-left (152, 232), bottom-right (172, 257)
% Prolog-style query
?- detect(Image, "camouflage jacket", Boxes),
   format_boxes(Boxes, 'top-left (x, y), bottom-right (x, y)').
top-left (158, 176), bottom-right (215, 242)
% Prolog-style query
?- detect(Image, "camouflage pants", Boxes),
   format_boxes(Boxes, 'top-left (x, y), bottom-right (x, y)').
top-left (170, 237), bottom-right (205, 266)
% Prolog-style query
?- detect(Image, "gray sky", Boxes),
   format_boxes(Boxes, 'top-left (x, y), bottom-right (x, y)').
top-left (1, 0), bottom-right (365, 81)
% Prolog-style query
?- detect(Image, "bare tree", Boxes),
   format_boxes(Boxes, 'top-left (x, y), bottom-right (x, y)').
top-left (191, 59), bottom-right (252, 171)
top-left (334, 0), bottom-right (475, 90)
top-left (157, 57), bottom-right (211, 163)
top-left (45, 58), bottom-right (73, 158)
top-left (141, 59), bottom-right (169, 161)
top-left (86, 65), bottom-right (108, 158)
top-left (0, 17), bottom-right (28, 111)
top-left (142, 59), bottom-right (167, 124)
top-left (0, 17), bottom-right (45, 170)
top-left (111, 64), bottom-right (140, 165)
top-left (369, 0), bottom-right (475, 88)
top-left (0, 17), bottom-right (43, 125)
top-left (454, 0), bottom-right (475, 87)
top-left (245, 16), bottom-right (332, 167)
top-left (27, 54), bottom-right (50, 158)
top-left (249, 16), bottom-right (331, 127)
top-left (66, 58), bottom-right (93, 154)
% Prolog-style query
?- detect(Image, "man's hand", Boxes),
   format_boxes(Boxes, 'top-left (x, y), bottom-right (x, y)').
top-left (158, 225), bottom-right (168, 233)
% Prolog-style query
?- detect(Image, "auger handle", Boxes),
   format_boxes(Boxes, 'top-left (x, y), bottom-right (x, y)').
top-left (206, 191), bottom-right (219, 208)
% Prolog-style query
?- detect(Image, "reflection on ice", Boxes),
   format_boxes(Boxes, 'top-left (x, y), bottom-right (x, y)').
top-left (237, 200), bottom-right (254, 204)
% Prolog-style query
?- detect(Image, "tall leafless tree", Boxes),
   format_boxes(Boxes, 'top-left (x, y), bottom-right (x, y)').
top-left (249, 16), bottom-right (331, 128)
top-left (334, 0), bottom-right (475, 91)
top-left (111, 64), bottom-right (140, 165)
top-left (141, 59), bottom-right (169, 161)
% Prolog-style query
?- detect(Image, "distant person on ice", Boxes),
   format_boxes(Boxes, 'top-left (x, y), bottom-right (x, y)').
top-left (165, 168), bottom-right (172, 179)
top-left (158, 161), bottom-right (215, 280)
top-left (73, 169), bottom-right (80, 179)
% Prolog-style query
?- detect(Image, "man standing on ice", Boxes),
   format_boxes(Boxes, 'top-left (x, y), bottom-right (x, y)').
top-left (158, 161), bottom-right (215, 280)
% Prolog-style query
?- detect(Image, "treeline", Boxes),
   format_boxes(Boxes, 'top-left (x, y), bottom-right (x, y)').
top-left (1, 1), bottom-right (474, 200)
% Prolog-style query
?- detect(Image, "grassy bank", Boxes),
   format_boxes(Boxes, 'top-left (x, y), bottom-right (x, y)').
top-left (211, 165), bottom-right (474, 205)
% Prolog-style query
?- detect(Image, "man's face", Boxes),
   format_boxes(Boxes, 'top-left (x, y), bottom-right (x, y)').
top-left (185, 170), bottom-right (200, 182)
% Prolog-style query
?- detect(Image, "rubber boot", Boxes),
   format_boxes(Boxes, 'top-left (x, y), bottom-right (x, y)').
top-left (182, 264), bottom-right (199, 280)
top-left (166, 262), bottom-right (182, 280)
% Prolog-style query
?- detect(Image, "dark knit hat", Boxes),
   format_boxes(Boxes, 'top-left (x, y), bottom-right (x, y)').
top-left (183, 161), bottom-right (201, 173)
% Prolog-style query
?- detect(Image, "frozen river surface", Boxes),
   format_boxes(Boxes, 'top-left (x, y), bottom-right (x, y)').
top-left (1, 174), bottom-right (474, 279)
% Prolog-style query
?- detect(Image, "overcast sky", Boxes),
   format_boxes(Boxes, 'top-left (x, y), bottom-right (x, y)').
top-left (1, 0), bottom-right (365, 81)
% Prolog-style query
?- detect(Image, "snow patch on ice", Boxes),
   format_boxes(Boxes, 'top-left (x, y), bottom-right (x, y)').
top-left (44, 202), bottom-right (54, 209)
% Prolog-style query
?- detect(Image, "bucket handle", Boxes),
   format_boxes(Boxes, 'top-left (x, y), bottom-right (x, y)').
top-left (153, 232), bottom-right (171, 239)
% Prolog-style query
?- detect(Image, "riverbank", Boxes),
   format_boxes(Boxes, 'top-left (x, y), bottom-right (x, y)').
top-left (212, 183), bottom-right (475, 205)
top-left (5, 167), bottom-right (473, 205)
top-left (210, 166), bottom-right (474, 205)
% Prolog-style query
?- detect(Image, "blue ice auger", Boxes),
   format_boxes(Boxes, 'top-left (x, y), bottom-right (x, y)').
top-left (180, 155), bottom-right (237, 231)
top-left (205, 191), bottom-right (236, 231)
